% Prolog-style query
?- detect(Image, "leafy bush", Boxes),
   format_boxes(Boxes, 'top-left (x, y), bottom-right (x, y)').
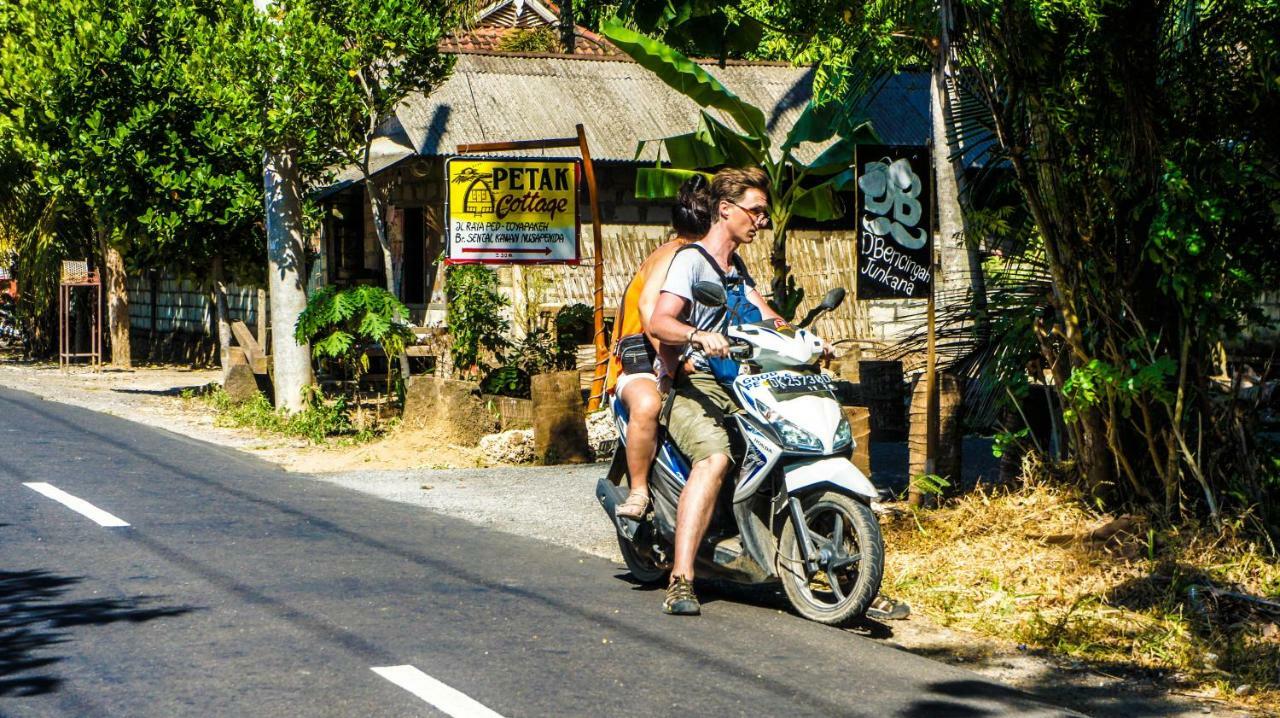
top-left (445, 265), bottom-right (509, 377)
top-left (555, 302), bottom-right (593, 345)
top-left (512, 326), bottom-right (561, 374)
top-left (202, 386), bottom-right (357, 444)
top-left (294, 284), bottom-right (414, 388)
top-left (554, 302), bottom-right (593, 369)
top-left (480, 365), bottom-right (530, 398)
top-left (495, 27), bottom-right (558, 53)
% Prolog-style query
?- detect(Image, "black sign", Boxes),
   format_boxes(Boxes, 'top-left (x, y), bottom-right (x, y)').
top-left (855, 145), bottom-right (933, 300)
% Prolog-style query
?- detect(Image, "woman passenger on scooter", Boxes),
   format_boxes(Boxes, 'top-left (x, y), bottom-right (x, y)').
top-left (604, 175), bottom-right (713, 519)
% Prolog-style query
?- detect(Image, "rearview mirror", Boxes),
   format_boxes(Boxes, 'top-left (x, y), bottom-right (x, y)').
top-left (692, 281), bottom-right (727, 308)
top-left (797, 286), bottom-right (848, 328)
top-left (819, 287), bottom-right (846, 311)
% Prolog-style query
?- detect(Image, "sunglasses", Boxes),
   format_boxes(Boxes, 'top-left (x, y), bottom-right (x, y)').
top-left (728, 201), bottom-right (771, 228)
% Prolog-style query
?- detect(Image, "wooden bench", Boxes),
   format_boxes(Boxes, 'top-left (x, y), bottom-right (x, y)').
top-left (229, 320), bottom-right (269, 375)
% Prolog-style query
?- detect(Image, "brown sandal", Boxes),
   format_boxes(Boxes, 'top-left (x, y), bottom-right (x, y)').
top-left (616, 490), bottom-right (650, 519)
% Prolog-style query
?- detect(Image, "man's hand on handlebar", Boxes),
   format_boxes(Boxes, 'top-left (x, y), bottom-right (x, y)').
top-left (690, 329), bottom-right (731, 358)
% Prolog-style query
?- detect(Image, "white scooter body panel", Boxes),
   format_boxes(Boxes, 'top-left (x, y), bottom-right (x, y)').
top-left (735, 371), bottom-right (846, 454)
top-left (783, 457), bottom-right (878, 500)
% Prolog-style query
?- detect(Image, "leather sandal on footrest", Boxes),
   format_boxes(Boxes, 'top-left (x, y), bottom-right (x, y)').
top-left (616, 491), bottom-right (650, 519)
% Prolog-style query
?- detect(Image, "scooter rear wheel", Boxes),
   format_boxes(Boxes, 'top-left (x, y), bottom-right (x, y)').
top-left (777, 491), bottom-right (884, 626)
top-left (617, 533), bottom-right (667, 585)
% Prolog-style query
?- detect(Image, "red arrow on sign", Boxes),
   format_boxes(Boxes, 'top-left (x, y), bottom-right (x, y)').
top-left (460, 247), bottom-right (552, 255)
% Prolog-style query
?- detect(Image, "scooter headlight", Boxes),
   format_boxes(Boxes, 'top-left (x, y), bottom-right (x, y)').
top-left (833, 416), bottom-right (853, 450)
top-left (766, 411), bottom-right (824, 452)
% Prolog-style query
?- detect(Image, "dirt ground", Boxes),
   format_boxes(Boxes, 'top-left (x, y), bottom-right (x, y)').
top-left (0, 358), bottom-right (1258, 717)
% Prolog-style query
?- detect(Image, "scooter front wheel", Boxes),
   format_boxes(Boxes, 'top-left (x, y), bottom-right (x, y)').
top-left (777, 491), bottom-right (884, 626)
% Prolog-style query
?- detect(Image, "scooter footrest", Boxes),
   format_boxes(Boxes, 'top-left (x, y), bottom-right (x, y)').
top-left (595, 478), bottom-right (640, 541)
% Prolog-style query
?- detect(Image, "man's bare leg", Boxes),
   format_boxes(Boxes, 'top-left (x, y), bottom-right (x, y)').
top-left (671, 452), bottom-right (730, 579)
top-left (664, 452), bottom-right (729, 615)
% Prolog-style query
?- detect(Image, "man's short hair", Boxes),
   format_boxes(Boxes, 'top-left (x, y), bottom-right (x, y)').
top-left (710, 167), bottom-right (770, 213)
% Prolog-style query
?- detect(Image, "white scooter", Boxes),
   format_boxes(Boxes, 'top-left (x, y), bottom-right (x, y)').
top-left (597, 282), bottom-right (884, 625)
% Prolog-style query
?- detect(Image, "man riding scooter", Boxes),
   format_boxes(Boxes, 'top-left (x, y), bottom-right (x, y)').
top-left (645, 166), bottom-right (912, 621)
top-left (647, 167), bottom-right (781, 615)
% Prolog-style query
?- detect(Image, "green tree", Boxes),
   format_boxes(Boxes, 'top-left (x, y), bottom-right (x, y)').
top-left (186, 0), bottom-right (463, 410)
top-left (622, 0), bottom-right (1280, 525)
top-left (0, 0), bottom-right (265, 367)
top-left (947, 0), bottom-right (1280, 522)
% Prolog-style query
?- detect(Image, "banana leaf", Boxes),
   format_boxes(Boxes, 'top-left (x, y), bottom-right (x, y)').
top-left (783, 100), bottom-right (845, 151)
top-left (695, 111), bottom-right (767, 167)
top-left (799, 122), bottom-right (879, 176)
top-left (658, 131), bottom-right (726, 169)
top-left (634, 167), bottom-right (713, 199)
top-left (602, 17), bottom-right (767, 139)
top-left (790, 178), bottom-right (848, 222)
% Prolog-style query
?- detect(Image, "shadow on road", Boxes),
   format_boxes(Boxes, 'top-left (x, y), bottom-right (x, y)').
top-left (0, 569), bottom-right (195, 698)
top-left (900, 647), bottom-right (1210, 717)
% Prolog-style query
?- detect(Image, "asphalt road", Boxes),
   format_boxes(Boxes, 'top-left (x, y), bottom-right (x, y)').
top-left (0, 385), bottom-right (1080, 717)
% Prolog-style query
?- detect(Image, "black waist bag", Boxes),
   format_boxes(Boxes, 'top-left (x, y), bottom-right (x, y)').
top-left (616, 333), bottom-right (656, 375)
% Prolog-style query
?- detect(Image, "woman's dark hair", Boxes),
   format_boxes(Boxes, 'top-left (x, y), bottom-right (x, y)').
top-left (672, 174), bottom-right (713, 238)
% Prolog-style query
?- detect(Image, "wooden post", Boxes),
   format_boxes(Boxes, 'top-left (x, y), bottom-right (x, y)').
top-left (256, 287), bottom-right (267, 347)
top-left (577, 124), bottom-right (607, 411)
top-left (910, 142), bottom-right (939, 508)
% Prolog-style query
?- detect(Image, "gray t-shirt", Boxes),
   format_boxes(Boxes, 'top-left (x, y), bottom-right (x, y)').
top-left (660, 244), bottom-right (755, 371)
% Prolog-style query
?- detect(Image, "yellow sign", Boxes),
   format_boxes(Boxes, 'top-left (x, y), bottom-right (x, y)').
top-left (445, 157), bottom-right (580, 264)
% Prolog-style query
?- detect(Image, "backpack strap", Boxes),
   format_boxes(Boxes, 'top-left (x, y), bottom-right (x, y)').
top-left (676, 243), bottom-right (725, 280)
top-left (677, 243), bottom-right (750, 284)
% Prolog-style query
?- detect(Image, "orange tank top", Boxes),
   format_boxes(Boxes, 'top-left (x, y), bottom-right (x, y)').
top-left (604, 238), bottom-right (690, 394)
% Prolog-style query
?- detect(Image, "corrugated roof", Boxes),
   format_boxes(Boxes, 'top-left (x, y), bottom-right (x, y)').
top-left (395, 54), bottom-right (931, 164)
top-left (317, 117), bottom-right (417, 198)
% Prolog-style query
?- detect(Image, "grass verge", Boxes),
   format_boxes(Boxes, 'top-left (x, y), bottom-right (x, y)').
top-left (882, 459), bottom-right (1280, 711)
top-left (185, 386), bottom-right (390, 445)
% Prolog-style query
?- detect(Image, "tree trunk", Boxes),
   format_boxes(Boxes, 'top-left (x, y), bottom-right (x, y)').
top-left (98, 226), bottom-right (131, 369)
top-left (366, 180), bottom-right (411, 379)
top-left (931, 12), bottom-right (987, 337)
top-left (264, 148), bottom-right (313, 412)
top-left (559, 0), bottom-right (575, 54)
top-left (768, 211), bottom-right (797, 320)
top-left (211, 253), bottom-right (232, 381)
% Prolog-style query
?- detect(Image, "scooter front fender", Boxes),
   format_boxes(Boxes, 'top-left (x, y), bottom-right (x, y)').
top-left (783, 457), bottom-right (878, 501)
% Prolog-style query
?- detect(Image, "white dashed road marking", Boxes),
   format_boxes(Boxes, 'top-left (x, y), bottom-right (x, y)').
top-left (23, 482), bottom-right (130, 527)
top-left (372, 665), bottom-right (505, 718)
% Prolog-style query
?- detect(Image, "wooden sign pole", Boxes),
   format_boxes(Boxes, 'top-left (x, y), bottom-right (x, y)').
top-left (576, 124), bottom-right (607, 412)
top-left (910, 141), bottom-right (938, 508)
top-left (455, 124), bottom-right (608, 411)
top-left (922, 146), bottom-right (940, 507)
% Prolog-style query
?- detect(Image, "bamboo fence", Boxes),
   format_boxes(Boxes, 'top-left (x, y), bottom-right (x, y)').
top-left (525, 228), bottom-right (873, 343)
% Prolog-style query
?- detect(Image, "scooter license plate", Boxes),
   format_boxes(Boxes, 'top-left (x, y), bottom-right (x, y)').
top-left (754, 371), bottom-right (834, 398)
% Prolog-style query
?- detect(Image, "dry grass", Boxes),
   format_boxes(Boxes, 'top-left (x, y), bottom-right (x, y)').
top-left (882, 455), bottom-right (1280, 710)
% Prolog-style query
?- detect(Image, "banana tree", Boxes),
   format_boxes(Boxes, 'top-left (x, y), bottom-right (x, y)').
top-left (602, 18), bottom-right (877, 320)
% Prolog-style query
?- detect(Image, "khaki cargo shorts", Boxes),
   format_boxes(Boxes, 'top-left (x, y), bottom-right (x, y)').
top-left (666, 372), bottom-right (736, 465)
